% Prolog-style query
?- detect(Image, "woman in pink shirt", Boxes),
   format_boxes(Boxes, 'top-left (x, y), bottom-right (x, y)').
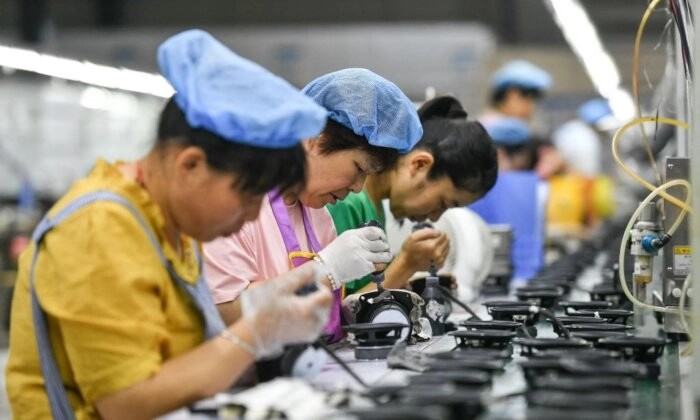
top-left (204, 69), bottom-right (423, 341)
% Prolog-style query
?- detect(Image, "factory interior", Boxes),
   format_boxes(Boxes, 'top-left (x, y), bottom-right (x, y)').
top-left (0, 1), bottom-right (699, 419)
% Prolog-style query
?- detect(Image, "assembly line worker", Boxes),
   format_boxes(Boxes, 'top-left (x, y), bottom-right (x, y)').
top-left (203, 68), bottom-right (423, 334)
top-left (547, 99), bottom-right (617, 238)
top-left (470, 116), bottom-right (547, 282)
top-left (485, 116), bottom-right (540, 173)
top-left (5, 30), bottom-right (336, 420)
top-left (328, 96), bottom-right (499, 293)
top-left (479, 59), bottom-right (552, 124)
top-left (479, 60), bottom-right (562, 180)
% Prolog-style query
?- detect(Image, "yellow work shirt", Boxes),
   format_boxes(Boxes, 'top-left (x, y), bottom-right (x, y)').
top-left (6, 159), bottom-right (204, 420)
top-left (546, 174), bottom-right (590, 235)
top-left (546, 174), bottom-right (615, 238)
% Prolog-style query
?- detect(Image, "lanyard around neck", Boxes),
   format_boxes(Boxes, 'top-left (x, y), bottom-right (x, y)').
top-left (269, 192), bottom-right (323, 264)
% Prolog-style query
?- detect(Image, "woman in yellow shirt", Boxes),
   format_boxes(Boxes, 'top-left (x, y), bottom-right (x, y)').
top-left (6, 30), bottom-right (336, 420)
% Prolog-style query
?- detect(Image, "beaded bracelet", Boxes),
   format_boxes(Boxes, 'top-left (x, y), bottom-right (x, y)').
top-left (313, 255), bottom-right (341, 291)
top-left (219, 329), bottom-right (257, 358)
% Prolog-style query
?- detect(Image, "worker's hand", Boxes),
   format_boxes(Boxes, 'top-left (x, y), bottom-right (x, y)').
top-left (400, 228), bottom-right (449, 272)
top-left (317, 226), bottom-right (392, 284)
top-left (240, 264), bottom-right (332, 358)
top-left (407, 273), bottom-right (458, 294)
top-left (446, 274), bottom-right (458, 290)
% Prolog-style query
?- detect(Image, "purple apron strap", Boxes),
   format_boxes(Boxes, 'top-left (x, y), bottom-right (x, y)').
top-left (268, 192), bottom-right (343, 342)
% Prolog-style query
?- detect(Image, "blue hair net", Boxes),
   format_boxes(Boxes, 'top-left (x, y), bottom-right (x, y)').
top-left (491, 60), bottom-right (552, 92)
top-left (578, 98), bottom-right (613, 125)
top-left (482, 117), bottom-right (531, 146)
top-left (157, 30), bottom-right (327, 148)
top-left (302, 68), bottom-right (423, 153)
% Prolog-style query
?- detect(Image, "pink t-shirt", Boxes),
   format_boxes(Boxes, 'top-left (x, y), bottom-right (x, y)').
top-left (204, 195), bottom-right (337, 303)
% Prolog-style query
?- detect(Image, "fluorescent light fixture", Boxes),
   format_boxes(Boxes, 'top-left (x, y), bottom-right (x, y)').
top-left (0, 44), bottom-right (174, 98)
top-left (543, 0), bottom-right (635, 122)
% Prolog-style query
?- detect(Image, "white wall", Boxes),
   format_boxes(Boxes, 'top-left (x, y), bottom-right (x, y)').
top-left (0, 78), bottom-right (163, 198)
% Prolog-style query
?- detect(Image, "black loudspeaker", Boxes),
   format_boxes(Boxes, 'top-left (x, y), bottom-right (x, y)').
top-left (460, 319), bottom-right (522, 332)
top-left (449, 329), bottom-right (515, 350)
top-left (343, 322), bottom-right (408, 360)
top-left (513, 337), bottom-right (591, 357)
top-left (596, 336), bottom-right (668, 377)
top-left (558, 300), bottom-right (614, 314)
top-left (342, 288), bottom-right (423, 340)
top-left (573, 309), bottom-right (634, 324)
top-left (515, 286), bottom-right (564, 309)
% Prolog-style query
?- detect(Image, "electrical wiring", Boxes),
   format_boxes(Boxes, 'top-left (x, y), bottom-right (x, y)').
top-left (315, 339), bottom-right (367, 388)
top-left (682, 0), bottom-right (693, 22)
top-left (437, 285), bottom-right (482, 320)
top-left (632, 0), bottom-right (664, 186)
top-left (617, 179), bottom-right (691, 317)
top-left (669, 0), bottom-right (693, 77)
top-left (528, 306), bottom-right (571, 339)
top-left (612, 116), bottom-right (692, 212)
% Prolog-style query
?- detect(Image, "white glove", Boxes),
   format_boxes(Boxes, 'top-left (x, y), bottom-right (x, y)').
top-left (317, 226), bottom-right (392, 284)
top-left (241, 264), bottom-right (332, 359)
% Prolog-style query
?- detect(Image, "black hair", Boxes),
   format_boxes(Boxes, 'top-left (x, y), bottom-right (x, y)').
top-left (317, 119), bottom-right (399, 173)
top-left (156, 98), bottom-right (307, 196)
top-left (415, 96), bottom-right (498, 196)
top-left (490, 86), bottom-right (543, 107)
top-left (501, 144), bottom-right (539, 171)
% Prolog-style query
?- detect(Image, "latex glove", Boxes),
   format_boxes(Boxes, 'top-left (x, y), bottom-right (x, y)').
top-left (317, 226), bottom-right (392, 284)
top-left (241, 264), bottom-right (332, 359)
top-left (400, 228), bottom-right (449, 272)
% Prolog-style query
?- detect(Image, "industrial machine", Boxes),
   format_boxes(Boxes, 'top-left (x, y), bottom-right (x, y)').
top-left (660, 157), bottom-right (692, 337)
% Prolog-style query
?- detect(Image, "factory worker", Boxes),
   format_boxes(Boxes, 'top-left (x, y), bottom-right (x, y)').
top-left (484, 115), bottom-right (564, 179)
top-left (328, 96), bottom-right (498, 292)
top-left (579, 98), bottom-right (619, 132)
top-left (484, 116), bottom-right (539, 172)
top-left (553, 115), bottom-right (603, 179)
top-left (575, 97), bottom-right (620, 176)
top-left (6, 29), bottom-right (334, 419)
top-left (480, 60), bottom-right (552, 124)
top-left (547, 99), bottom-right (617, 239)
top-left (470, 116), bottom-right (547, 282)
top-left (203, 69), bottom-right (423, 337)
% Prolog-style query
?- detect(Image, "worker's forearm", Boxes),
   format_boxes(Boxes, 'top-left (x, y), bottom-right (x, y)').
top-left (96, 320), bottom-right (256, 420)
top-left (381, 252), bottom-right (417, 289)
top-left (216, 267), bottom-right (331, 326)
top-left (217, 299), bottom-right (243, 326)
